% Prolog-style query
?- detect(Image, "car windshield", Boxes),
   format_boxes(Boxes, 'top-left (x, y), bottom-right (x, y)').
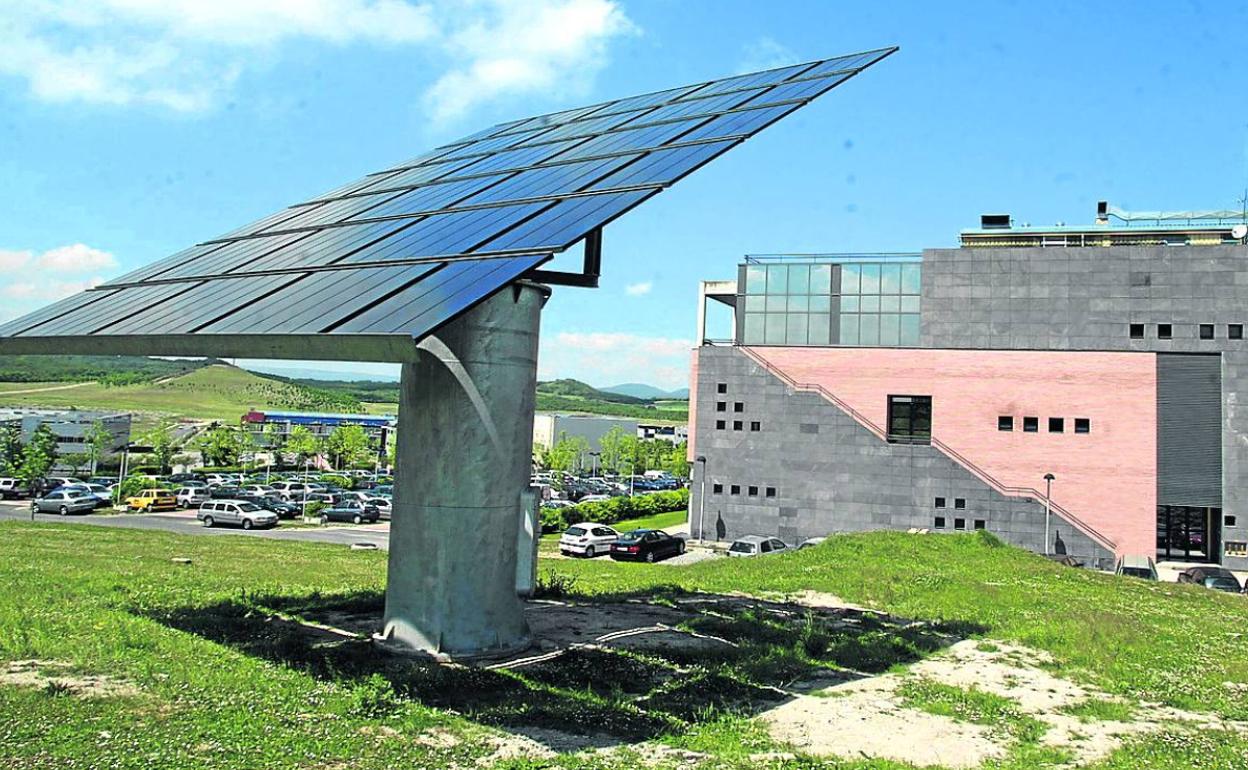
top-left (1206, 577), bottom-right (1240, 590)
top-left (729, 542), bottom-right (755, 553)
top-left (237, 503), bottom-right (262, 513)
top-left (565, 526), bottom-right (586, 536)
top-left (620, 530), bottom-right (647, 541)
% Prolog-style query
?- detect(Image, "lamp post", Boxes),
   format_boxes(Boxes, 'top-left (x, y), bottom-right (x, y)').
top-left (1043, 473), bottom-right (1056, 556)
top-left (695, 455), bottom-right (707, 542)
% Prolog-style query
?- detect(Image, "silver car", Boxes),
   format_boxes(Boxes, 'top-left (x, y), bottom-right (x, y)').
top-left (196, 499), bottom-right (279, 530)
top-left (175, 487), bottom-right (211, 508)
top-left (727, 535), bottom-right (790, 557)
top-left (31, 488), bottom-right (98, 515)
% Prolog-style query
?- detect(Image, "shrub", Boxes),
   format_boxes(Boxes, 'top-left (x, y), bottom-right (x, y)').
top-left (539, 489), bottom-right (689, 532)
top-left (304, 502), bottom-right (329, 520)
top-left (533, 570), bottom-right (578, 599)
top-left (318, 474), bottom-right (354, 490)
top-left (539, 506), bottom-right (569, 533)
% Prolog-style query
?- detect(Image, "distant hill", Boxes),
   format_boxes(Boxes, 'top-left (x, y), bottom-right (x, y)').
top-left (602, 383), bottom-right (690, 400)
top-left (536, 379), bottom-right (647, 404)
top-left (0, 355), bottom-right (214, 386)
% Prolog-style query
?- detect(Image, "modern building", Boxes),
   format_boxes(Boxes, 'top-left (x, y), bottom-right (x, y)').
top-left (0, 408), bottom-right (131, 461)
top-left (639, 423), bottom-right (689, 444)
top-left (690, 203), bottom-right (1248, 570)
top-left (533, 414), bottom-right (638, 453)
top-left (240, 410), bottom-right (394, 455)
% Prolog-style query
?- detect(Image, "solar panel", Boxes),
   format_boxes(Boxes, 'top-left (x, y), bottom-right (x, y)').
top-left (0, 46), bottom-right (897, 361)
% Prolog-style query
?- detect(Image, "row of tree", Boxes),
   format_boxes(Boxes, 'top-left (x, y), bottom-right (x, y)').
top-left (533, 426), bottom-right (689, 479)
top-left (0, 421), bottom-right (117, 483)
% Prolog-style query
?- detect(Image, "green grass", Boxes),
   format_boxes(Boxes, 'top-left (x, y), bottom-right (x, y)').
top-left (1058, 697), bottom-right (1136, 723)
top-left (897, 678), bottom-right (1045, 742)
top-left (2, 522), bottom-right (1247, 770)
top-left (0, 364), bottom-right (360, 420)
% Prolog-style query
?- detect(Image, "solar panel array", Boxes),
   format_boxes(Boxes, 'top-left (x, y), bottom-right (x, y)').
top-left (0, 46), bottom-right (896, 356)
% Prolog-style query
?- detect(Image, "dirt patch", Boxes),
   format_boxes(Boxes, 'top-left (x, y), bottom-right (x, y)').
top-left (1, 659), bottom-right (139, 699)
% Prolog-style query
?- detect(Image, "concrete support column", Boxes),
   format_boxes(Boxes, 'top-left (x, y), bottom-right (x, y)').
top-left (379, 281), bottom-right (547, 657)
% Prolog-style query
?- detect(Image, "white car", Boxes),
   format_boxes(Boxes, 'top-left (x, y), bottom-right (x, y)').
top-left (61, 483), bottom-right (111, 509)
top-left (196, 499), bottom-right (279, 530)
top-left (240, 484), bottom-right (277, 497)
top-left (176, 487), bottom-right (211, 508)
top-left (559, 522), bottom-right (619, 558)
top-left (727, 535), bottom-right (790, 557)
top-left (0, 477), bottom-right (24, 499)
top-left (578, 494), bottom-right (612, 504)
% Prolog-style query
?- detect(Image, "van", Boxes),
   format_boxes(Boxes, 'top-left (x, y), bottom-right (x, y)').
top-left (196, 500), bottom-right (278, 530)
top-left (0, 477), bottom-right (24, 499)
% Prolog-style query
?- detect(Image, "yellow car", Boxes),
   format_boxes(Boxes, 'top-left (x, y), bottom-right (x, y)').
top-left (126, 489), bottom-right (178, 512)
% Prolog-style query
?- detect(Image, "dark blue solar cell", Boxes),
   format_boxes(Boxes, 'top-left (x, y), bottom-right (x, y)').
top-left (637, 89), bottom-right (764, 124)
top-left (364, 158), bottom-right (477, 193)
top-left (674, 104), bottom-right (800, 144)
top-left (478, 190), bottom-right (654, 252)
top-left (513, 109), bottom-right (651, 147)
top-left (690, 62), bottom-right (816, 96)
top-left (262, 191), bottom-right (406, 232)
top-left (341, 202), bottom-right (549, 264)
top-left (101, 243), bottom-right (226, 286)
top-left (30, 282), bottom-right (201, 336)
top-left (346, 175), bottom-right (510, 220)
top-left (237, 219), bottom-right (417, 274)
top-left (100, 273), bottom-right (300, 335)
top-left (585, 84), bottom-right (705, 117)
top-left (309, 171), bottom-right (404, 202)
top-left (0, 289), bottom-right (117, 336)
top-left (155, 231), bottom-right (315, 280)
top-left (587, 141), bottom-right (735, 190)
top-left (754, 73), bottom-right (852, 105)
top-left (552, 119), bottom-right (705, 162)
top-left (460, 156), bottom-right (637, 205)
top-left (440, 138), bottom-right (586, 178)
top-left (800, 50), bottom-right (883, 78)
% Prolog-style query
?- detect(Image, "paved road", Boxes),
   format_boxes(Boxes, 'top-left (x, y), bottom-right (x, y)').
top-left (0, 500), bottom-right (391, 550)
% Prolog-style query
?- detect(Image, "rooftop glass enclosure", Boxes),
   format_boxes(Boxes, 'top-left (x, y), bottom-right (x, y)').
top-left (736, 255), bottom-right (922, 347)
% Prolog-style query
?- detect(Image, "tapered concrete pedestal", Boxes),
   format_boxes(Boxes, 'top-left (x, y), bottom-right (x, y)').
top-left (377, 282), bottom-right (547, 657)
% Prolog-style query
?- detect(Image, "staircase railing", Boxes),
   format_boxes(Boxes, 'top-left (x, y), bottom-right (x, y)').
top-left (738, 346), bottom-right (1118, 553)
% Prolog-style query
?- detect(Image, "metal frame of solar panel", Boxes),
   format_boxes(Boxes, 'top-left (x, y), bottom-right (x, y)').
top-left (0, 46), bottom-right (897, 362)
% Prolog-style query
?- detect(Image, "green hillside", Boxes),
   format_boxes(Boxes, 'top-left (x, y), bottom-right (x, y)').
top-left (0, 355), bottom-right (212, 385)
top-left (0, 364), bottom-right (361, 420)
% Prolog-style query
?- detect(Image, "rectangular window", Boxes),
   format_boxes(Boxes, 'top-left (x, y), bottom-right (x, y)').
top-left (954, 518), bottom-right (966, 530)
top-left (1225, 515), bottom-right (1237, 527)
top-left (716, 402), bottom-right (726, 412)
top-left (1049, 417), bottom-right (1064, 433)
top-left (765, 487), bottom-right (776, 498)
top-left (887, 394), bottom-right (932, 444)
top-left (732, 420), bottom-right (743, 431)
top-left (1199, 323), bottom-right (1215, 340)
top-left (974, 520), bottom-right (986, 530)
top-left (1129, 323), bottom-right (1145, 339)
top-left (748, 486), bottom-right (758, 496)
top-left (954, 498), bottom-right (966, 510)
top-left (730, 484), bottom-right (740, 495)
top-left (717, 383), bottom-right (727, 394)
top-left (998, 416), bottom-right (1013, 432)
top-left (715, 420), bottom-right (726, 430)
top-left (712, 483), bottom-right (723, 494)
top-left (935, 497), bottom-right (946, 508)
top-left (1074, 418), bottom-right (1090, 434)
top-left (750, 421), bottom-right (761, 432)
top-left (1158, 324), bottom-right (1172, 339)
top-left (1230, 324), bottom-right (1244, 340)
top-left (1023, 416), bottom-right (1039, 433)
top-left (934, 516), bottom-right (946, 529)
top-left (733, 402), bottom-right (744, 412)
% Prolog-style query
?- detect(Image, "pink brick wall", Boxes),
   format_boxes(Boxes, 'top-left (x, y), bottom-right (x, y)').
top-left (687, 348), bottom-right (700, 462)
top-left (751, 347), bottom-right (1157, 556)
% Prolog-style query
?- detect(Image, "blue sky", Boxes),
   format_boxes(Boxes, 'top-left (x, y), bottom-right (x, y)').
top-left (2, 0), bottom-right (1246, 389)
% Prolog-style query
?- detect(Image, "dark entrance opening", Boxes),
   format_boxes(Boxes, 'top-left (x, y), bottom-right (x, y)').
top-left (1157, 505), bottom-right (1222, 562)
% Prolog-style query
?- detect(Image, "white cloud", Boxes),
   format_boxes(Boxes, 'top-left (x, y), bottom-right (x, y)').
top-left (33, 243), bottom-right (117, 272)
top-left (738, 36), bottom-right (800, 74)
top-left (0, 0), bottom-right (634, 116)
top-left (624, 281), bottom-right (652, 296)
top-left (539, 331), bottom-right (693, 390)
top-left (0, 249), bottom-right (33, 271)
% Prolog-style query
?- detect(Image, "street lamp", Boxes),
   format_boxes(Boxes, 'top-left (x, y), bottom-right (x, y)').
top-left (695, 455), bottom-right (707, 542)
top-left (1043, 473), bottom-right (1056, 556)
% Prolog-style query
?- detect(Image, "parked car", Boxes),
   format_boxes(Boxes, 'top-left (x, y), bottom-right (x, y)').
top-left (1177, 566), bottom-right (1243, 593)
top-left (798, 537), bottom-right (827, 550)
top-left (1115, 554), bottom-right (1158, 581)
top-left (577, 494), bottom-right (612, 504)
top-left (728, 535), bottom-right (790, 557)
top-left (210, 486), bottom-right (244, 500)
top-left (63, 483), bottom-right (111, 509)
top-left (559, 523), bottom-right (619, 558)
top-left (166, 473), bottom-right (204, 484)
top-left (250, 496), bottom-right (301, 519)
top-left (0, 477), bottom-right (26, 499)
top-left (317, 500), bottom-right (381, 525)
top-left (175, 487), bottom-right (211, 508)
top-left (31, 488), bottom-right (98, 515)
top-left (196, 499), bottom-right (279, 530)
top-left (240, 484), bottom-right (278, 498)
top-left (126, 489), bottom-right (178, 512)
top-left (609, 529), bottom-right (686, 562)
top-left (270, 481), bottom-right (323, 502)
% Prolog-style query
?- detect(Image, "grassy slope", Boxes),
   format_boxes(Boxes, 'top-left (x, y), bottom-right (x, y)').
top-left (0, 365), bottom-right (357, 421)
top-left (0, 524), bottom-right (1245, 770)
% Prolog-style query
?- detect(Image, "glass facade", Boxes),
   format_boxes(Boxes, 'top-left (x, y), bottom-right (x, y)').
top-left (738, 258), bottom-right (921, 347)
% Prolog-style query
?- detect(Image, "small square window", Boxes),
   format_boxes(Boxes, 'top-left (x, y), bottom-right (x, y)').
top-left (732, 420), bottom-right (743, 431)
top-left (750, 421), bottom-right (761, 432)
top-left (716, 383), bottom-right (727, 394)
top-left (716, 402), bottom-right (727, 412)
top-left (733, 402), bottom-right (744, 413)
top-left (935, 497), bottom-right (946, 508)
top-left (934, 516), bottom-right (946, 529)
top-left (1023, 416), bottom-right (1039, 433)
top-left (1157, 324), bottom-right (1172, 339)
top-left (954, 498), bottom-right (966, 510)
top-left (712, 483), bottom-right (723, 494)
top-left (1225, 514), bottom-right (1237, 527)
top-left (748, 486), bottom-right (758, 496)
top-left (1199, 323), bottom-right (1214, 340)
top-left (1230, 324), bottom-right (1243, 340)
top-left (1049, 417), bottom-right (1064, 433)
top-left (730, 484), bottom-right (740, 495)
top-left (998, 416), bottom-right (1013, 432)
top-left (715, 420), bottom-right (726, 430)
top-left (954, 518), bottom-right (966, 530)
top-left (1129, 323), bottom-right (1145, 339)
top-left (1074, 418), bottom-right (1090, 434)
top-left (765, 487), bottom-right (776, 498)
top-left (974, 520), bottom-right (986, 530)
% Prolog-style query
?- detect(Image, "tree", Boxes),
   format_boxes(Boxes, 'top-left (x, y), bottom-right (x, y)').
top-left (532, 442), bottom-right (550, 471)
top-left (17, 424), bottom-right (58, 489)
top-left (63, 452), bottom-right (92, 476)
top-left (195, 424), bottom-right (244, 467)
top-left (661, 441), bottom-right (690, 479)
top-left (325, 424), bottom-right (371, 469)
top-left (142, 419), bottom-right (177, 475)
top-left (598, 426), bottom-right (628, 475)
top-left (0, 424), bottom-right (23, 475)
top-left (286, 425), bottom-right (321, 467)
top-left (83, 420), bottom-right (113, 475)
top-left (547, 432), bottom-right (590, 473)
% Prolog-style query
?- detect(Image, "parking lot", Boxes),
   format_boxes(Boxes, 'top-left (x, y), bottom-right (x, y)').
top-left (0, 498), bottom-right (391, 550)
